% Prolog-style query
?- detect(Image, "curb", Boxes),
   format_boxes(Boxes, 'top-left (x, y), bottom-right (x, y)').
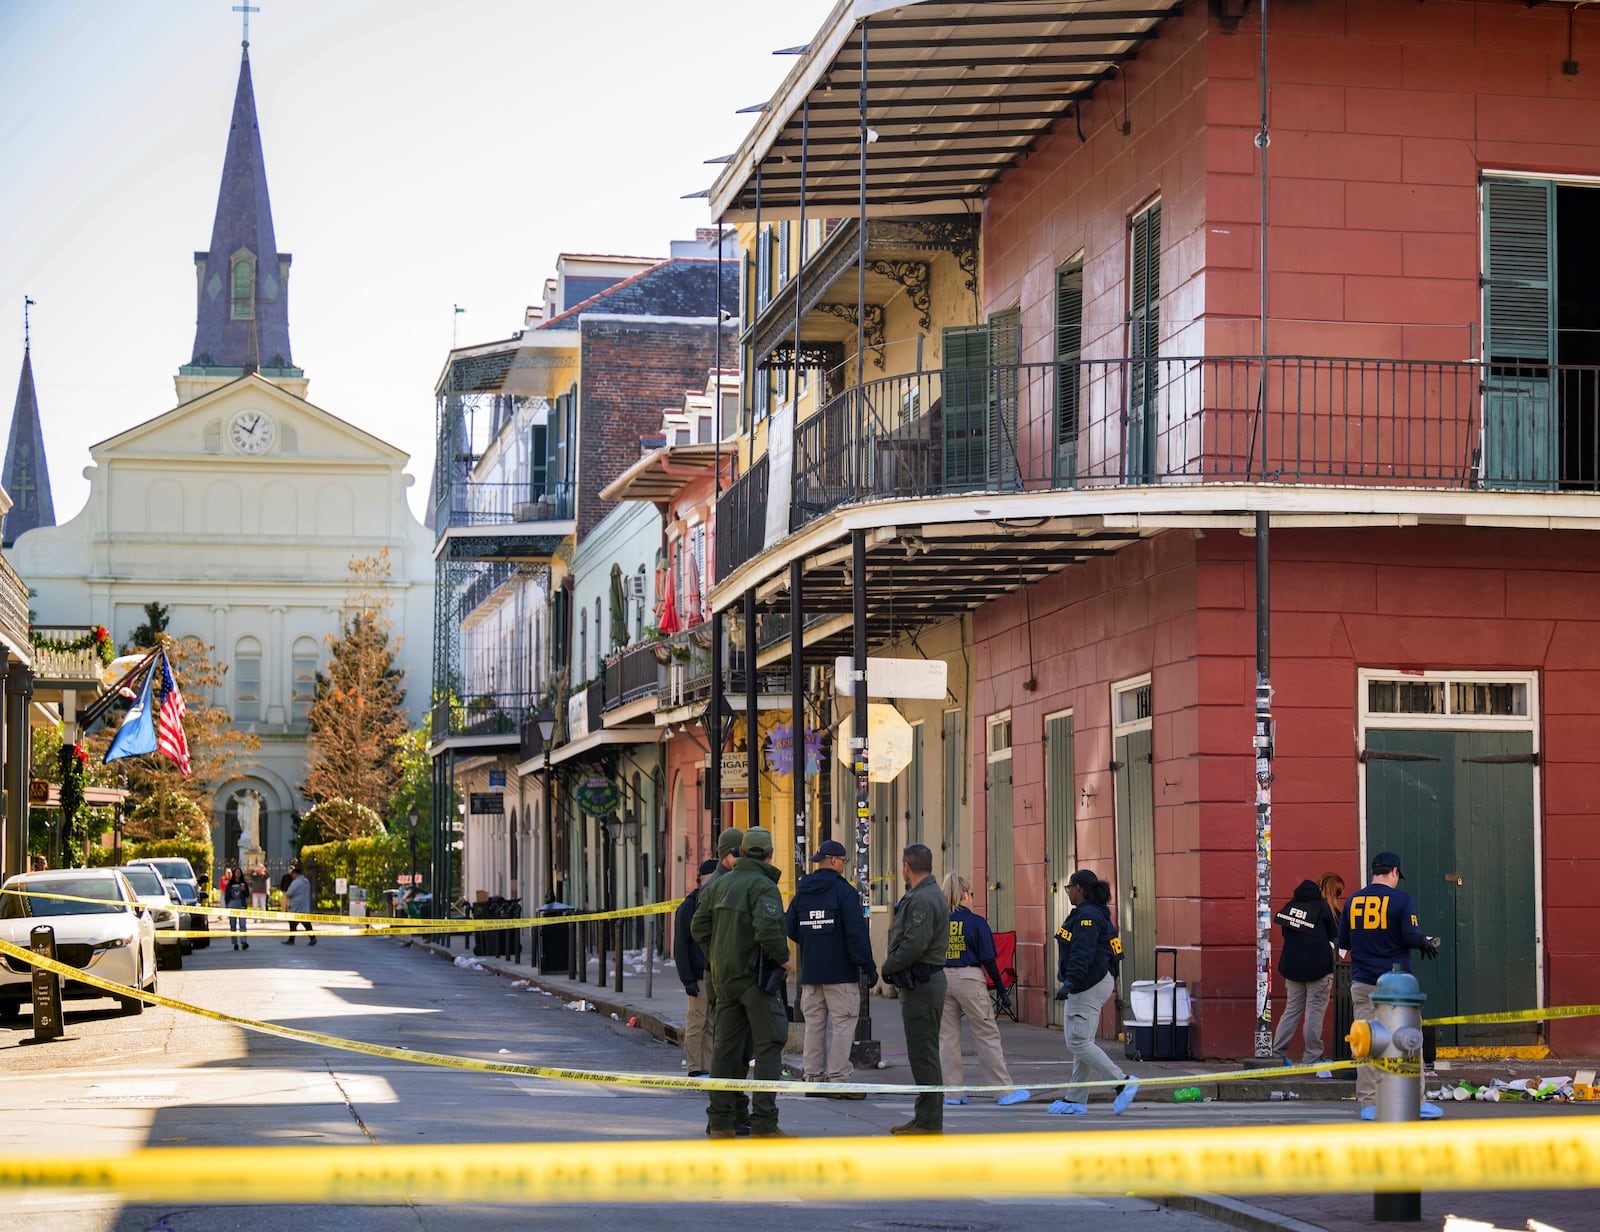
top-left (1162, 1194), bottom-right (1329, 1232)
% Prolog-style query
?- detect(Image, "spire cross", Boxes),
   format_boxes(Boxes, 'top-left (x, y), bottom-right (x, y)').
top-left (232, 3), bottom-right (259, 47)
top-left (23, 296), bottom-right (34, 350)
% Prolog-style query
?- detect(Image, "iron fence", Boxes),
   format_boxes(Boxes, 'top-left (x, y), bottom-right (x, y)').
top-left (715, 355), bottom-right (1600, 577)
top-left (433, 481), bottom-right (575, 532)
top-left (601, 643), bottom-right (665, 712)
top-left (430, 691), bottom-right (531, 741)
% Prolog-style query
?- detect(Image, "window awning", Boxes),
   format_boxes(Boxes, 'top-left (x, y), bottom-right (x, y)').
top-left (708, 0), bottom-right (1184, 221)
top-left (524, 726), bottom-right (663, 774)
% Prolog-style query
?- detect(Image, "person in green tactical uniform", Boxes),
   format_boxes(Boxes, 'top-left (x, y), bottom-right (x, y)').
top-left (691, 826), bottom-right (794, 1139)
top-left (880, 843), bottom-right (948, 1135)
top-left (698, 828), bottom-right (752, 1134)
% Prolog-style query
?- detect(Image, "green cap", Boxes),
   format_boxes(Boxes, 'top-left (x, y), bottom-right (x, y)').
top-left (742, 827), bottom-right (774, 856)
top-left (716, 828), bottom-right (744, 858)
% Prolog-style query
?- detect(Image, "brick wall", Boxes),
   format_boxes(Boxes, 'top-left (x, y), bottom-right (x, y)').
top-left (576, 319), bottom-right (734, 541)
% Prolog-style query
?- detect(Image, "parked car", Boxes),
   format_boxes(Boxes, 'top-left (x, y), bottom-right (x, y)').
top-left (116, 865), bottom-right (184, 968)
top-left (127, 857), bottom-right (202, 903)
top-left (0, 868), bottom-right (158, 1021)
top-left (167, 879), bottom-right (210, 949)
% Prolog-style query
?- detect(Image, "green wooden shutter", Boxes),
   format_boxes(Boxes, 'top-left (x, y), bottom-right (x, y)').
top-left (988, 306), bottom-right (1021, 488)
top-left (1482, 177), bottom-right (1557, 489)
top-left (941, 710), bottom-right (961, 870)
top-left (1129, 203), bottom-right (1161, 482)
top-left (1055, 265), bottom-right (1084, 483)
top-left (777, 222), bottom-right (790, 288)
top-left (941, 323), bottom-right (992, 491)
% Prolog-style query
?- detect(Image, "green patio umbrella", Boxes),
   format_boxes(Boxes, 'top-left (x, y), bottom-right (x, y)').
top-left (608, 563), bottom-right (630, 650)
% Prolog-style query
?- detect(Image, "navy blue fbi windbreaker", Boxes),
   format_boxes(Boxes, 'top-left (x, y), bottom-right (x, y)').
top-left (1337, 881), bottom-right (1425, 985)
top-left (1055, 901), bottom-right (1123, 994)
top-left (785, 867), bottom-right (877, 986)
top-left (945, 905), bottom-right (998, 968)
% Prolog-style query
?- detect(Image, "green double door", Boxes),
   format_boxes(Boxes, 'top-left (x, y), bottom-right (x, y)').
top-left (1363, 729), bottom-right (1539, 1046)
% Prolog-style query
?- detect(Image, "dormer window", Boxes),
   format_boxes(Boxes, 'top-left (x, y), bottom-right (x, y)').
top-left (231, 255), bottom-right (255, 319)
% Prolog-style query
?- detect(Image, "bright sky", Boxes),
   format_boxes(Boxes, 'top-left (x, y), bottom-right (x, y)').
top-left (0, 0), bottom-right (832, 523)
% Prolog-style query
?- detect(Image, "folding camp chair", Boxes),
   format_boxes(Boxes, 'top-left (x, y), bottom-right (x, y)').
top-left (986, 930), bottom-right (1019, 1022)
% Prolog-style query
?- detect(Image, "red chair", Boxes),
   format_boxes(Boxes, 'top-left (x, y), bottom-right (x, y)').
top-left (985, 930), bottom-right (1019, 1022)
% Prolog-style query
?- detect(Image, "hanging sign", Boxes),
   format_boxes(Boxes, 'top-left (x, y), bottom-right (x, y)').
top-left (765, 721), bottom-right (822, 778)
top-left (833, 656), bottom-right (948, 700)
top-left (575, 777), bottom-right (622, 818)
top-left (703, 752), bottom-right (749, 793)
top-left (468, 792), bottom-right (504, 815)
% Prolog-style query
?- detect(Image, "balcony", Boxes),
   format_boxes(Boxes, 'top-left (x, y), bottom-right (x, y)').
top-left (430, 690), bottom-right (532, 746)
top-left (718, 355), bottom-right (1600, 580)
top-left (432, 481), bottom-right (576, 562)
top-left (0, 556), bottom-right (30, 661)
top-left (601, 643), bottom-right (666, 715)
top-left (29, 625), bottom-right (107, 683)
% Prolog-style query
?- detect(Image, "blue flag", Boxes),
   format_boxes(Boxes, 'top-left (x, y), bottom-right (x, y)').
top-left (104, 663), bottom-right (158, 762)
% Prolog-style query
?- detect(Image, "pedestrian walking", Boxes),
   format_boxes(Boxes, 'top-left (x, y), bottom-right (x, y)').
top-left (282, 864), bottom-right (315, 945)
top-left (880, 843), bottom-right (948, 1136)
top-left (675, 857), bottom-right (718, 1077)
top-left (1270, 877), bottom-right (1338, 1065)
top-left (690, 827), bottom-right (792, 1140)
top-left (785, 838), bottom-right (876, 1096)
top-left (938, 873), bottom-right (1029, 1107)
top-left (1050, 869), bottom-right (1138, 1115)
top-left (222, 862), bottom-right (251, 950)
top-left (1338, 851), bottom-right (1440, 1119)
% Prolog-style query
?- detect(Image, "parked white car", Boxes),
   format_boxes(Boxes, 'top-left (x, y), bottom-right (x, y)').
top-left (127, 856), bottom-right (202, 903)
top-left (116, 865), bottom-right (185, 968)
top-left (0, 868), bottom-right (158, 1022)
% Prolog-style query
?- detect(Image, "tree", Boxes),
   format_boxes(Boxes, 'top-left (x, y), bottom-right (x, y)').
top-left (125, 789), bottom-right (209, 843)
top-left (302, 551), bottom-right (408, 810)
top-left (299, 797), bottom-right (386, 844)
top-left (125, 602), bottom-right (170, 653)
top-left (86, 631), bottom-right (260, 816)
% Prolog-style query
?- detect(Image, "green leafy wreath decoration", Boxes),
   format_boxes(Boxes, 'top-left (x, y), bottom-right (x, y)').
top-left (31, 625), bottom-right (115, 667)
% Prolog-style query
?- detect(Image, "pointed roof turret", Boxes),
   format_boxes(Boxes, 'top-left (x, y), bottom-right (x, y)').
top-left (3, 311), bottom-right (57, 546)
top-left (185, 46), bottom-right (299, 380)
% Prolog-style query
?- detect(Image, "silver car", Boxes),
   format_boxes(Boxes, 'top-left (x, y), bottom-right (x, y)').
top-left (117, 865), bottom-right (185, 968)
top-left (0, 868), bottom-right (158, 1022)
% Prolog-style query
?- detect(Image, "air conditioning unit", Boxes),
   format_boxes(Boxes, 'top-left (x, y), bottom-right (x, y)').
top-left (629, 573), bottom-right (646, 601)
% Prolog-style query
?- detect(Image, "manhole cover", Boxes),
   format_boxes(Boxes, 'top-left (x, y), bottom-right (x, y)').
top-left (856, 1223), bottom-right (991, 1232)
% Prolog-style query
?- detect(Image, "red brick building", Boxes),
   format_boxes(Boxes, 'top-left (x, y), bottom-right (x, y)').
top-left (708, 0), bottom-right (1600, 1057)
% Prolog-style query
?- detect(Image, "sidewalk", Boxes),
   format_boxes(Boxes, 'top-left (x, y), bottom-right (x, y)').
top-left (416, 935), bottom-right (1594, 1232)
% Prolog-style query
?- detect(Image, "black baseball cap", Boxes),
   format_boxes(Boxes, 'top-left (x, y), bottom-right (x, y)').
top-left (1370, 851), bottom-right (1404, 878)
top-left (810, 840), bottom-right (848, 863)
top-left (697, 859), bottom-right (719, 877)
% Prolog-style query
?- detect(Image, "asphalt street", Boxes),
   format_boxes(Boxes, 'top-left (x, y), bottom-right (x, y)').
top-left (0, 933), bottom-right (1589, 1231)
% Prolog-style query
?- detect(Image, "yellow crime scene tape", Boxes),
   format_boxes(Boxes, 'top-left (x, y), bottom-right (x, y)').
top-left (0, 1118), bottom-right (1596, 1204)
top-left (1424, 1004), bottom-right (1600, 1027)
top-left (0, 887), bottom-right (681, 932)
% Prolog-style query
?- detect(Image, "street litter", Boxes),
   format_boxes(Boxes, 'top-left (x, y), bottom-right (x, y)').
top-left (498, 1048), bottom-right (511, 1054)
top-left (453, 955), bottom-right (485, 971)
top-left (1427, 1076), bottom-right (1578, 1104)
top-left (563, 999), bottom-right (592, 1012)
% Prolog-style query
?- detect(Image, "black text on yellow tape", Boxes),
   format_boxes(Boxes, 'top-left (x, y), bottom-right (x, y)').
top-left (1, 1119), bottom-right (1597, 1205)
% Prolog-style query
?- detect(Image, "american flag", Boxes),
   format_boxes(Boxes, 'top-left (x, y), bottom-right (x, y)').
top-left (157, 651), bottom-right (192, 777)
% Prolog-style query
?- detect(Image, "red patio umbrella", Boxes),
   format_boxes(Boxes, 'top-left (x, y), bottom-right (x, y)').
top-left (684, 544), bottom-right (703, 626)
top-left (657, 543), bottom-right (682, 633)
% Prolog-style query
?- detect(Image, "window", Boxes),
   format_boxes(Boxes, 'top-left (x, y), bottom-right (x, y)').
top-left (578, 609), bottom-right (587, 684)
top-left (291, 638), bottom-right (319, 724)
top-left (1366, 676), bottom-right (1529, 720)
top-left (987, 712), bottom-right (1013, 759)
top-left (1055, 261), bottom-right (1084, 482)
top-left (234, 638), bottom-right (262, 724)
top-left (1482, 176), bottom-right (1600, 489)
top-left (1115, 681), bottom-right (1153, 727)
top-left (1127, 201), bottom-right (1161, 482)
top-left (231, 257), bottom-right (255, 320)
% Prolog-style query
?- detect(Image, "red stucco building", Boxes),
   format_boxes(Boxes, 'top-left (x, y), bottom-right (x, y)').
top-left (708, 0), bottom-right (1600, 1057)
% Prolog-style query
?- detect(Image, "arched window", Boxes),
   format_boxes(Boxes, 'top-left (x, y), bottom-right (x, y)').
top-left (291, 637), bottom-right (320, 725)
top-left (234, 637), bottom-right (262, 723)
top-left (231, 257), bottom-right (255, 319)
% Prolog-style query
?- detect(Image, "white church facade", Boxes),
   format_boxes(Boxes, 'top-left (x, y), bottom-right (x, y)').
top-left (7, 42), bottom-right (433, 878)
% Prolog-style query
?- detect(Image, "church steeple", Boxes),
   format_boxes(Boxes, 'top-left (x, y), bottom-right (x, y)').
top-left (4, 301), bottom-right (57, 548)
top-left (183, 44), bottom-right (300, 388)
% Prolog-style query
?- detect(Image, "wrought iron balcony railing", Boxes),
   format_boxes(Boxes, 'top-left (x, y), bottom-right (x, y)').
top-left (601, 643), bottom-right (666, 713)
top-left (433, 481), bottom-right (575, 533)
top-left (716, 356), bottom-right (1600, 578)
top-left (430, 691), bottom-right (532, 742)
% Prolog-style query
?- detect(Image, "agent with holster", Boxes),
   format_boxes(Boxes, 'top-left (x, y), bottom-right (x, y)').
top-left (690, 827), bottom-right (793, 1139)
top-left (880, 843), bottom-right (948, 1135)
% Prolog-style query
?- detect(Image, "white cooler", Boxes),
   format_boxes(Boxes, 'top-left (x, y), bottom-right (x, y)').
top-left (1124, 978), bottom-right (1192, 1061)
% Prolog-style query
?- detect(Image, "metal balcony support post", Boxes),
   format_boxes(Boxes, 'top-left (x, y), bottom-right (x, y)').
top-left (790, 561), bottom-right (806, 882)
top-left (850, 526), bottom-right (878, 1065)
top-left (708, 608), bottom-right (724, 854)
top-left (744, 587), bottom-right (759, 831)
top-left (1251, 0), bottom-right (1277, 1060)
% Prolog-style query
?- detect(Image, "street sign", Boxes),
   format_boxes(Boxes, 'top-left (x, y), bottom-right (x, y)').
top-left (335, 877), bottom-right (349, 895)
top-left (468, 792), bottom-right (504, 815)
top-left (704, 751), bottom-right (749, 793)
top-left (834, 656), bottom-right (948, 700)
top-left (836, 705), bottom-right (916, 782)
top-left (487, 770), bottom-right (506, 787)
top-left (30, 925), bottom-right (63, 1043)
